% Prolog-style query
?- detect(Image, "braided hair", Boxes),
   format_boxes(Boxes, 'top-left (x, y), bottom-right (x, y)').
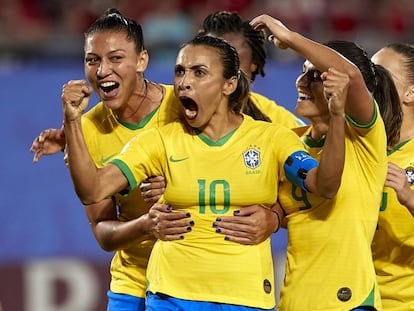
top-left (200, 11), bottom-right (271, 122)
top-left (200, 11), bottom-right (266, 82)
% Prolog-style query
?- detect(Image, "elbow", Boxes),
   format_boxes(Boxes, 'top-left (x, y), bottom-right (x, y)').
top-left (75, 188), bottom-right (103, 206)
top-left (79, 196), bottom-right (101, 206)
top-left (320, 189), bottom-right (337, 200)
top-left (342, 61), bottom-right (360, 80)
top-left (98, 240), bottom-right (117, 252)
top-left (94, 229), bottom-right (118, 252)
top-left (318, 180), bottom-right (341, 199)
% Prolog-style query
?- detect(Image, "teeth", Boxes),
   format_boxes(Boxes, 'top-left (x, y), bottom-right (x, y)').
top-left (101, 82), bottom-right (116, 87)
top-left (185, 109), bottom-right (197, 119)
top-left (298, 92), bottom-right (311, 100)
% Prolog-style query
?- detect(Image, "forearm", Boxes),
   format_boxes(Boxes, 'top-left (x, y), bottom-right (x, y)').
top-left (284, 31), bottom-right (356, 78)
top-left (284, 31), bottom-right (372, 122)
top-left (94, 216), bottom-right (153, 252)
top-left (317, 112), bottom-right (345, 198)
top-left (250, 15), bottom-right (370, 120)
top-left (64, 118), bottom-right (103, 204)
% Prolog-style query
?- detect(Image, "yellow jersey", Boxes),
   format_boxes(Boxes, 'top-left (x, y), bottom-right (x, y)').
top-left (111, 115), bottom-right (307, 309)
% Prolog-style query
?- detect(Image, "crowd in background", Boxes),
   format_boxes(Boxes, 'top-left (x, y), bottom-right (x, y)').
top-left (1, 0), bottom-right (413, 63)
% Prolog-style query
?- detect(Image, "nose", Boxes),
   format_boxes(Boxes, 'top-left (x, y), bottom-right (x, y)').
top-left (179, 83), bottom-right (191, 90)
top-left (96, 59), bottom-right (111, 77)
top-left (177, 72), bottom-right (191, 91)
top-left (296, 72), bottom-right (308, 88)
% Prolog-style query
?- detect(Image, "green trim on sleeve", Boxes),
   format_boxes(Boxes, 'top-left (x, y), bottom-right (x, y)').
top-left (304, 134), bottom-right (326, 148)
top-left (345, 99), bottom-right (378, 129)
top-left (110, 159), bottom-right (138, 191)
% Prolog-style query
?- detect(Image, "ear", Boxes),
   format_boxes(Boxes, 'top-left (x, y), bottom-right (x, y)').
top-left (136, 50), bottom-right (149, 73)
top-left (222, 76), bottom-right (238, 96)
top-left (404, 84), bottom-right (414, 104)
top-left (250, 63), bottom-right (258, 78)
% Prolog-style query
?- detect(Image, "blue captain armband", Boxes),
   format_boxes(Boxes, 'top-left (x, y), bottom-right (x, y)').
top-left (283, 151), bottom-right (319, 191)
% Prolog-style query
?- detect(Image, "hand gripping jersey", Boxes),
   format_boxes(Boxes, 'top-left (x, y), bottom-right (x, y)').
top-left (81, 85), bottom-right (181, 298)
top-left (372, 139), bottom-right (414, 311)
top-left (111, 116), bottom-right (308, 309)
top-left (278, 103), bottom-right (387, 311)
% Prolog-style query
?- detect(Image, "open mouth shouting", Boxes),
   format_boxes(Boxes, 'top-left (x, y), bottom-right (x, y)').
top-left (180, 96), bottom-right (198, 120)
top-left (99, 81), bottom-right (120, 98)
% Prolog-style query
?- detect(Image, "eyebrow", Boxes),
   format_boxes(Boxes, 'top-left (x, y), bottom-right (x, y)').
top-left (175, 64), bottom-right (209, 71)
top-left (190, 64), bottom-right (208, 70)
top-left (86, 48), bottom-right (126, 55)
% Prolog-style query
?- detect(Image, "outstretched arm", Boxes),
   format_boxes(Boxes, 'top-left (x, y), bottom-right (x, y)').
top-left (62, 80), bottom-right (127, 204)
top-left (250, 14), bottom-right (373, 124)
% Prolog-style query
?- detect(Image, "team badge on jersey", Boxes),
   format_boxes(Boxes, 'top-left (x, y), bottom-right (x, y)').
top-left (243, 147), bottom-right (260, 169)
top-left (406, 166), bottom-right (414, 185)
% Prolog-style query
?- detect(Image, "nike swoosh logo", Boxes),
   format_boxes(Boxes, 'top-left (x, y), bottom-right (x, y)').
top-left (169, 155), bottom-right (189, 162)
top-left (101, 153), bottom-right (117, 164)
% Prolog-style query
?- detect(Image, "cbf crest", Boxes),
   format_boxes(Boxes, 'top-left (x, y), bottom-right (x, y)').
top-left (243, 146), bottom-right (261, 169)
top-left (406, 166), bottom-right (414, 185)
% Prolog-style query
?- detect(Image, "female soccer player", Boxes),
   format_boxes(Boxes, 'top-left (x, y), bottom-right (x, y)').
top-left (62, 34), bottom-right (347, 310)
top-left (371, 43), bottom-right (414, 310)
top-left (250, 14), bottom-right (401, 311)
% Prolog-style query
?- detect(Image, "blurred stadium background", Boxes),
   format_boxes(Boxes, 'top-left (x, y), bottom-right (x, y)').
top-left (1, 0), bottom-right (413, 310)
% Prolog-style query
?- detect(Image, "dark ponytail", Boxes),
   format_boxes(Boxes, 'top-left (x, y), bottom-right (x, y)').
top-left (186, 35), bottom-right (250, 114)
top-left (324, 40), bottom-right (402, 147)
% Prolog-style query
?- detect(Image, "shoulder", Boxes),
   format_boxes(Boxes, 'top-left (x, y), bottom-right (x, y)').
top-left (249, 91), bottom-right (305, 128)
top-left (249, 91), bottom-right (276, 107)
top-left (82, 101), bottom-right (110, 121)
top-left (150, 119), bottom-right (186, 136)
top-left (243, 114), bottom-right (299, 137)
top-left (159, 84), bottom-right (181, 115)
top-left (345, 100), bottom-right (386, 140)
top-left (160, 84), bottom-right (178, 103)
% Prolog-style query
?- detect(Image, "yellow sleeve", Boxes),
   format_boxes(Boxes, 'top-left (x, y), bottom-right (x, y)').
top-left (250, 91), bottom-right (305, 128)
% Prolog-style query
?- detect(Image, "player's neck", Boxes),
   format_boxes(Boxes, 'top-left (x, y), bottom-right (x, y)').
top-left (199, 112), bottom-right (243, 142)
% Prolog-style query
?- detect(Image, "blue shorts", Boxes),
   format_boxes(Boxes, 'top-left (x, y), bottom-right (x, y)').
top-left (107, 290), bottom-right (145, 311)
top-left (146, 292), bottom-right (274, 311)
